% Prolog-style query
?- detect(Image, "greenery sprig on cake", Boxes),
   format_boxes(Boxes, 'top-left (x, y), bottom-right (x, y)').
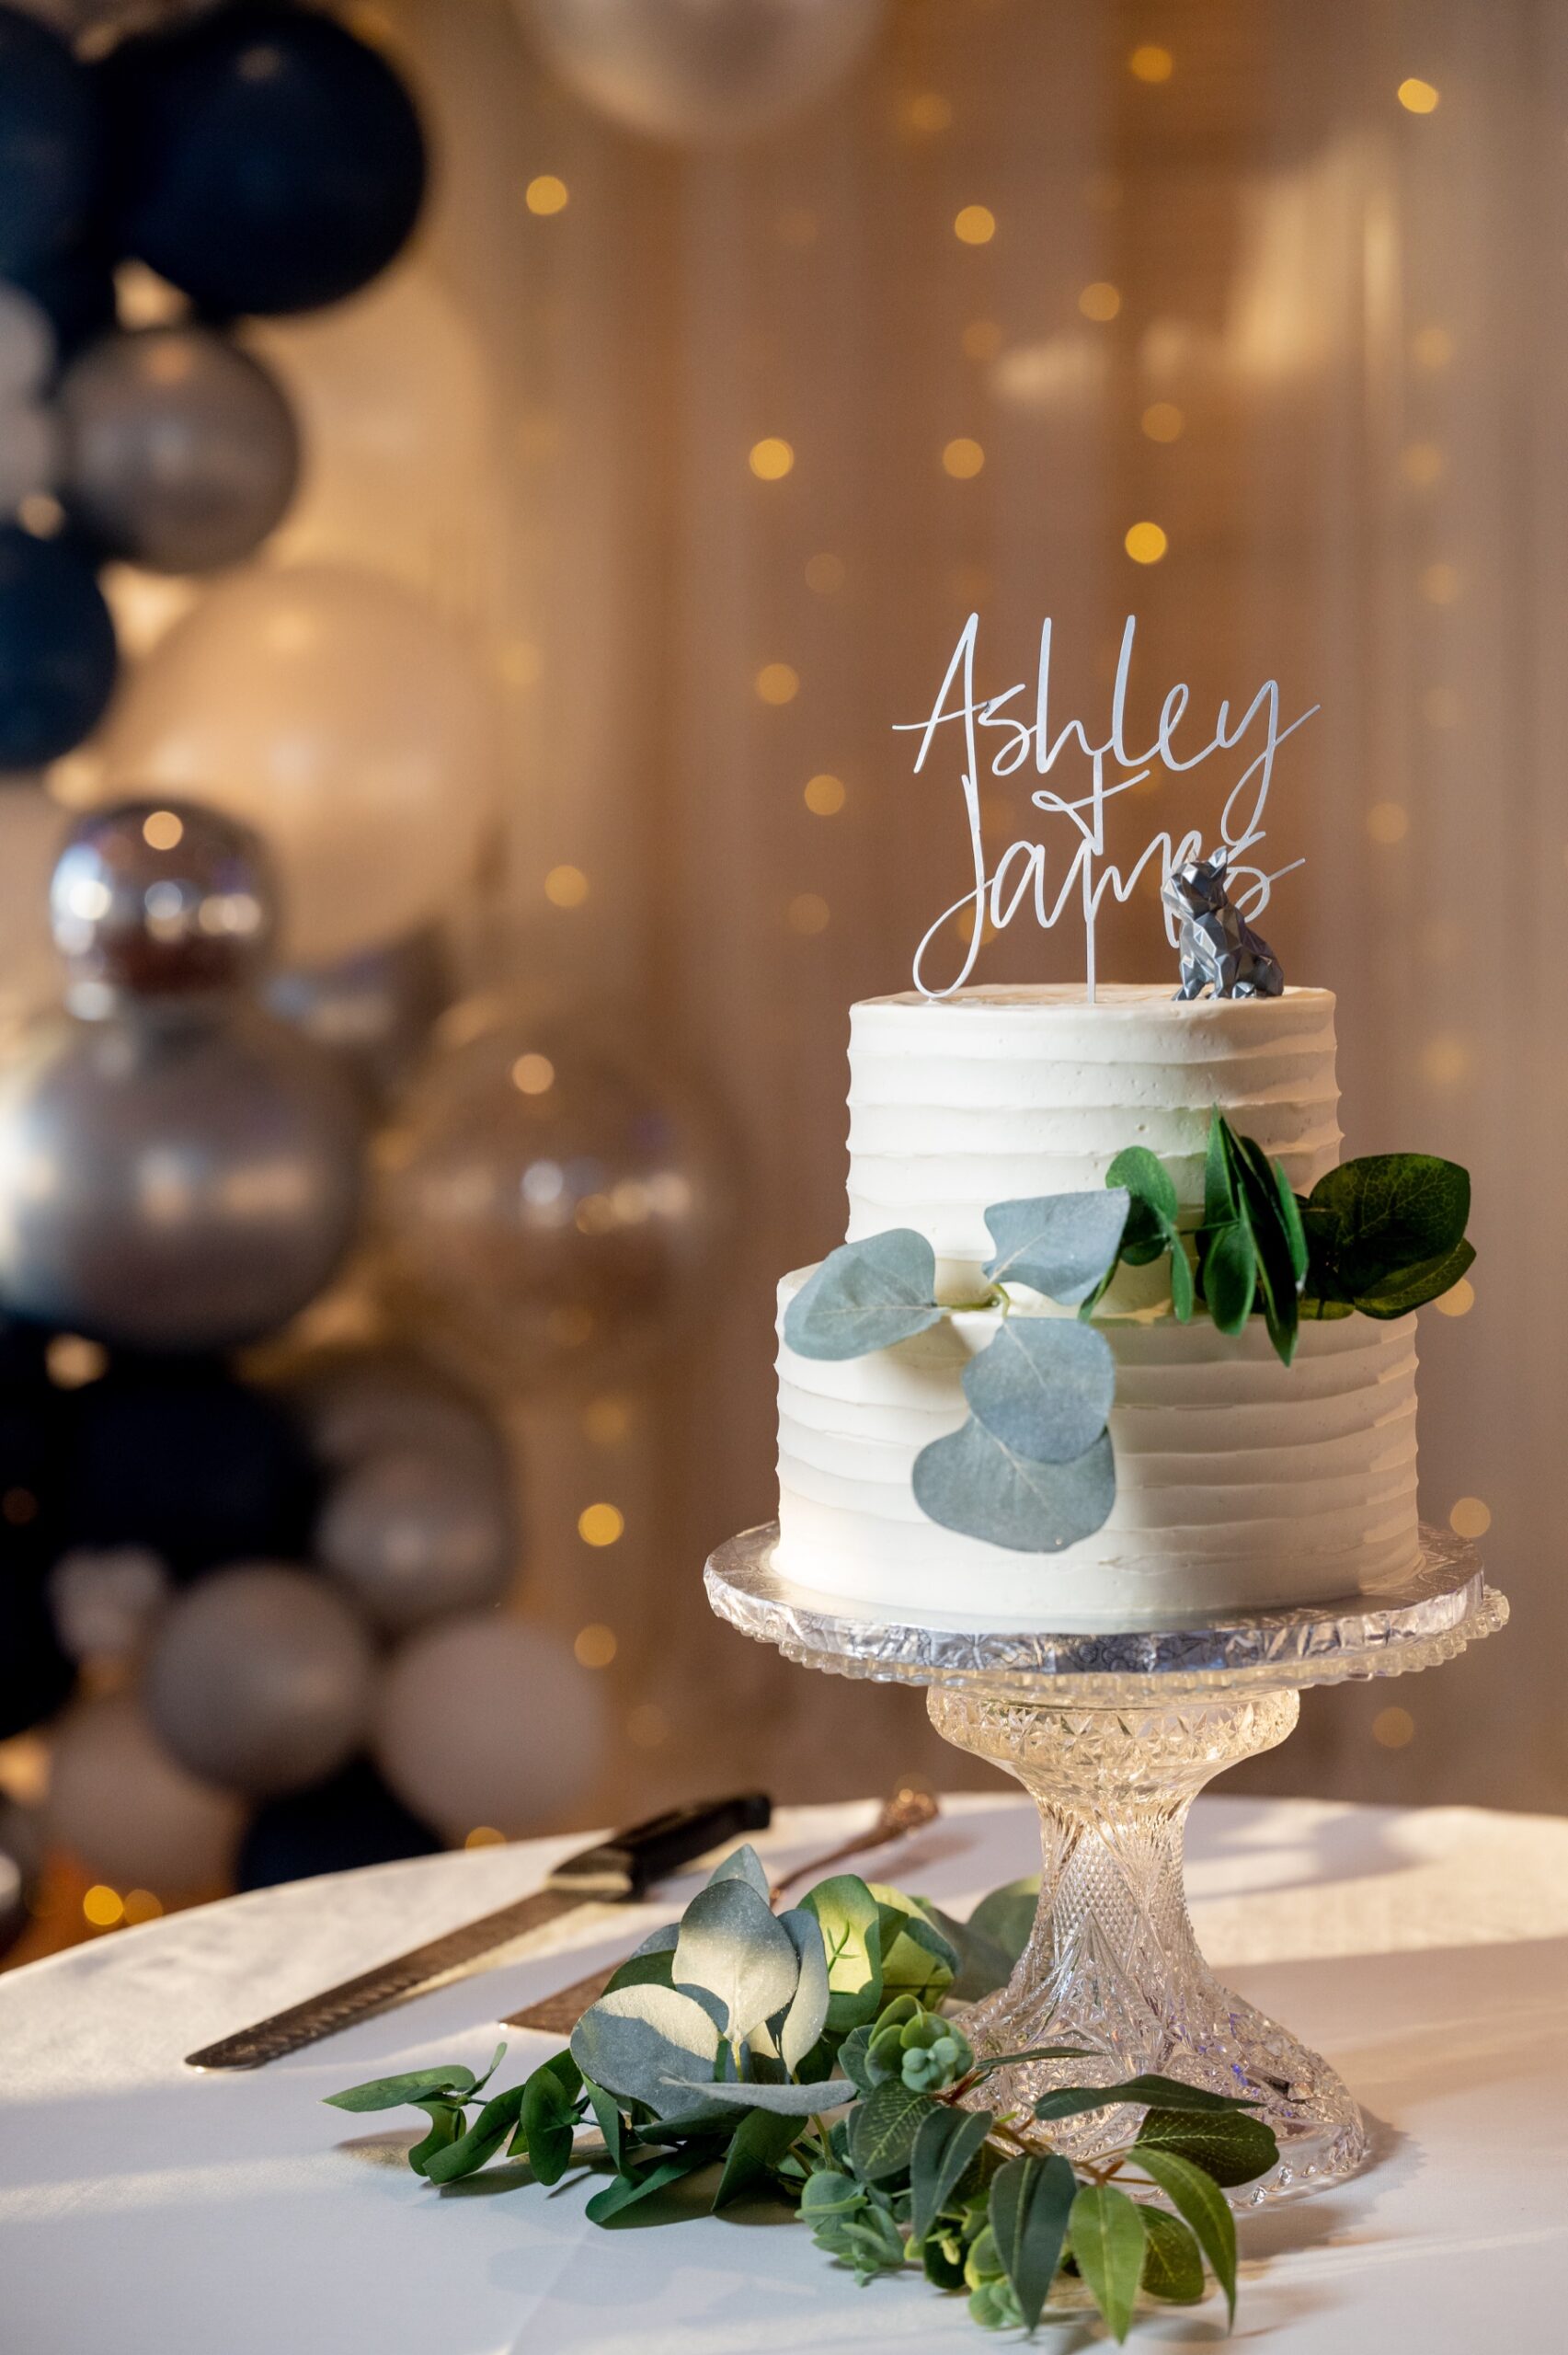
top-left (326, 1844), bottom-right (1278, 2341)
top-left (784, 1112), bottom-right (1472, 1553)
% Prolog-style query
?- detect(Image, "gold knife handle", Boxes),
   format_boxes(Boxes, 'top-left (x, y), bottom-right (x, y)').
top-left (186, 1891), bottom-right (573, 2070)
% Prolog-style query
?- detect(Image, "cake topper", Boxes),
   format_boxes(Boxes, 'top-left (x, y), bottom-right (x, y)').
top-left (1162, 848), bottom-right (1284, 999)
top-left (895, 612), bottom-right (1313, 1000)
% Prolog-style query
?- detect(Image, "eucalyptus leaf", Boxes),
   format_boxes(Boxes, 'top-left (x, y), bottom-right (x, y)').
top-left (1135, 2144), bottom-right (1238, 2319)
top-left (672, 1877), bottom-right (800, 2044)
top-left (422, 2084), bottom-right (525, 2183)
top-left (583, 2146), bottom-right (714, 2225)
top-left (912, 1419), bottom-right (1115, 1554)
top-left (1106, 1144), bottom-right (1179, 1234)
top-left (983, 1189), bottom-right (1130, 1306)
top-left (324, 2064), bottom-right (476, 2113)
top-left (672, 2075), bottom-right (853, 2117)
top-left (783, 1231), bottom-right (942, 1360)
top-left (989, 2150), bottom-right (1076, 2333)
top-left (1229, 1126), bottom-right (1303, 1365)
top-left (1353, 1236), bottom-right (1475, 1317)
top-left (867, 1884), bottom-right (957, 2005)
top-left (905, 1899), bottom-right (1013, 2004)
top-left (1306, 1153), bottom-right (1470, 1296)
top-left (704, 1844), bottom-right (772, 1901)
top-left (1139, 2208), bottom-right (1207, 2303)
top-left (1069, 2181), bottom-right (1147, 2344)
top-left (518, 2066), bottom-right (578, 2186)
top-left (581, 2076), bottom-right (625, 2173)
top-left (960, 1316), bottom-right (1116, 1464)
top-left (712, 2106), bottom-right (803, 2208)
top-left (628, 1922), bottom-right (681, 1959)
top-left (1199, 1219), bottom-right (1255, 1335)
top-left (775, 1907), bottom-right (830, 2071)
top-left (1168, 1232), bottom-right (1196, 1321)
top-left (800, 1875), bottom-right (883, 2030)
top-left (847, 2078), bottom-right (935, 2180)
top-left (966, 1877), bottom-right (1040, 1965)
top-left (910, 2105), bottom-right (994, 2243)
top-left (569, 1983), bottom-right (721, 2120)
top-left (1136, 2104), bottom-right (1279, 2187)
top-left (1034, 2074), bottom-right (1259, 2123)
top-left (408, 2098), bottom-right (466, 2177)
top-left (602, 1948), bottom-right (676, 1998)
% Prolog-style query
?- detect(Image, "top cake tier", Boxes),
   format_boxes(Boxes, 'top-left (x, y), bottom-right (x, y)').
top-left (845, 982), bottom-right (1341, 1266)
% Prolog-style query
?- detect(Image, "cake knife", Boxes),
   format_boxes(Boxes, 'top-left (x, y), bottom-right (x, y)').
top-left (184, 1790), bottom-right (771, 2071)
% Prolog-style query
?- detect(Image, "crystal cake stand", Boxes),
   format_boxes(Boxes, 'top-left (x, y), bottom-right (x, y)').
top-left (705, 1522), bottom-right (1506, 2206)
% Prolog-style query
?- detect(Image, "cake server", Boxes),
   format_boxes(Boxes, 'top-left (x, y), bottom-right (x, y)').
top-left (185, 1790), bottom-right (771, 2070)
top-left (500, 1783), bottom-right (939, 2035)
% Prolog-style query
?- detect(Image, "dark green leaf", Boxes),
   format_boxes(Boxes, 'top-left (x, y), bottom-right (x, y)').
top-left (971, 2044), bottom-right (1092, 2078)
top-left (1273, 1161), bottom-right (1309, 1287)
top-left (906, 1901), bottom-right (1013, 2004)
top-left (800, 1875), bottom-right (883, 2030)
top-left (989, 2150), bottom-right (1075, 2333)
top-left (784, 1231), bottom-right (942, 1359)
top-left (580, 2076), bottom-right (625, 2172)
top-left (408, 2098), bottom-right (466, 2177)
top-left (324, 2063), bottom-right (476, 2113)
top-left (712, 2107), bottom-right (804, 2208)
top-left (1230, 1128), bottom-right (1303, 1365)
top-left (1200, 1219), bottom-right (1255, 1334)
top-left (602, 1948), bottom-right (675, 1997)
top-left (1034, 2074), bottom-right (1259, 2122)
top-left (868, 1889), bottom-right (957, 2005)
top-left (847, 2080), bottom-right (935, 2180)
top-left (1106, 1145), bottom-right (1179, 1233)
top-left (1168, 1235), bottom-right (1196, 1321)
top-left (1140, 2209), bottom-right (1207, 2303)
top-left (966, 1878), bottom-right (1039, 1967)
top-left (519, 2066), bottom-right (577, 2186)
top-left (1136, 2145), bottom-right (1239, 2319)
top-left (1355, 1236), bottom-right (1475, 1317)
top-left (961, 1317), bottom-right (1116, 1463)
top-left (982, 1190), bottom-right (1131, 1306)
top-left (423, 2084), bottom-right (525, 2183)
top-left (583, 2147), bottom-right (714, 2224)
top-left (1136, 2105), bottom-right (1279, 2188)
top-left (1306, 1154), bottom-right (1470, 1300)
top-left (1205, 1110), bottom-right (1239, 1228)
top-left (1069, 2181), bottom-right (1146, 2343)
top-left (837, 2023), bottom-right (878, 2096)
top-left (912, 1419), bottom-right (1116, 1553)
top-left (909, 2105), bottom-right (993, 2243)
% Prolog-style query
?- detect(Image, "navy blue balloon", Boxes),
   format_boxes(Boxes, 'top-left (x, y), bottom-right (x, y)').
top-left (60, 1360), bottom-right (322, 1582)
top-left (0, 1568), bottom-right (74, 1740)
top-left (6, 242), bottom-right (117, 363)
top-left (0, 6), bottom-right (102, 278)
top-left (103, 6), bottom-right (427, 317)
top-left (0, 526), bottom-right (118, 768)
top-left (237, 1755), bottom-right (441, 1890)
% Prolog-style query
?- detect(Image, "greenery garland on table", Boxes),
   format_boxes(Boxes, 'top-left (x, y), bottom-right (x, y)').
top-left (782, 1109), bottom-right (1473, 1553)
top-left (327, 1846), bottom-right (1279, 2341)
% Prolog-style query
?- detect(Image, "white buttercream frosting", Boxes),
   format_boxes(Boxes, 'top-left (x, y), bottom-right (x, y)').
top-left (772, 980), bottom-right (1422, 1630)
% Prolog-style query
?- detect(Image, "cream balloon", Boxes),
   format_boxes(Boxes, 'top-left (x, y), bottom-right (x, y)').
top-left (94, 565), bottom-right (498, 965)
top-left (246, 269), bottom-right (493, 615)
top-left (43, 1691), bottom-right (245, 1895)
top-left (0, 782), bottom-right (65, 1048)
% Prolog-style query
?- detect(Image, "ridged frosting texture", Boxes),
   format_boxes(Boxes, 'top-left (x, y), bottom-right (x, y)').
top-left (775, 1281), bottom-right (1421, 1628)
top-left (845, 983), bottom-right (1341, 1267)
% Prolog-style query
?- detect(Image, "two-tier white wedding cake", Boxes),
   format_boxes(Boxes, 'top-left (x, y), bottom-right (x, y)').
top-left (773, 983), bottom-right (1420, 1630)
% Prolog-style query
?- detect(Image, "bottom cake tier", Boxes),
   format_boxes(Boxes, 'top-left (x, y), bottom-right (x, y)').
top-left (775, 1277), bottom-right (1420, 1629)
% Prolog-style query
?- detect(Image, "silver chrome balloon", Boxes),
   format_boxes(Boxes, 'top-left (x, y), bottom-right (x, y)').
top-left (0, 1000), bottom-right (364, 1350)
top-left (281, 1343), bottom-right (509, 1480)
top-left (56, 325), bottom-right (300, 575)
top-left (51, 799), bottom-right (279, 1010)
top-left (317, 1448), bottom-right (516, 1636)
top-left (144, 1564), bottom-right (376, 1800)
top-left (265, 925), bottom-right (453, 1107)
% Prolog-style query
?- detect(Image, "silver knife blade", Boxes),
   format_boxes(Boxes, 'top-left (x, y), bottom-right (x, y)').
top-left (185, 1788), bottom-right (773, 2070)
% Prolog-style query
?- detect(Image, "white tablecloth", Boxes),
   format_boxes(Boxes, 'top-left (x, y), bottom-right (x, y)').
top-left (5, 1793), bottom-right (1568, 2353)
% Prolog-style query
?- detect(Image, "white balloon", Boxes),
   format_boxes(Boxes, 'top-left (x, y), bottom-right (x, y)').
top-left (0, 283), bottom-right (54, 402)
top-left (0, 396), bottom-right (59, 515)
top-left (93, 565), bottom-right (498, 964)
top-left (246, 269), bottom-right (493, 614)
top-left (373, 1615), bottom-right (607, 1840)
top-left (0, 783), bottom-right (66, 1044)
top-left (43, 1691), bottom-right (244, 1893)
top-left (144, 1564), bottom-right (377, 1798)
top-left (524, 0), bottom-right (887, 144)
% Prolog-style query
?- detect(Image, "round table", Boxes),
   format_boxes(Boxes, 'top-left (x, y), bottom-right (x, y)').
top-left (4, 1793), bottom-right (1566, 2353)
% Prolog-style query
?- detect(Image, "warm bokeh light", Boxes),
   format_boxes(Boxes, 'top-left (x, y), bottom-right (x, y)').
top-left (1449, 1496), bottom-right (1492, 1540)
top-left (511, 1052), bottom-right (555, 1095)
top-left (899, 91), bottom-right (952, 136)
top-left (544, 864), bottom-right (589, 908)
top-left (749, 437), bottom-right (795, 481)
top-left (1421, 1033), bottom-right (1472, 1087)
top-left (1398, 77), bottom-right (1439, 114)
top-left (1372, 1706), bottom-right (1416, 1749)
top-left (2, 1487), bottom-right (38, 1525)
top-left (1420, 561), bottom-right (1461, 604)
top-left (578, 1501), bottom-right (625, 1547)
top-left (943, 437), bottom-right (985, 479)
top-left (525, 174), bottom-right (568, 215)
top-left (1401, 441), bottom-right (1445, 486)
top-left (787, 891), bottom-right (830, 936)
top-left (583, 1396), bottom-right (632, 1444)
top-left (756, 662), bottom-right (800, 705)
top-left (142, 810), bottom-right (184, 851)
top-left (804, 552), bottom-right (844, 594)
top-left (464, 1825), bottom-right (506, 1849)
top-left (83, 1885), bottom-right (124, 1928)
top-left (46, 1335), bottom-right (108, 1389)
top-left (574, 1623), bottom-right (618, 1669)
top-left (1124, 521), bottom-right (1168, 564)
top-left (804, 773), bottom-right (846, 817)
top-left (123, 1890), bottom-right (163, 1925)
top-left (1129, 44), bottom-right (1173, 84)
top-left (1141, 402), bottom-right (1185, 442)
top-left (954, 204), bottom-right (996, 246)
top-left (1078, 281), bottom-right (1121, 322)
top-left (1436, 1277), bottom-right (1476, 1317)
top-left (1367, 801), bottom-right (1410, 844)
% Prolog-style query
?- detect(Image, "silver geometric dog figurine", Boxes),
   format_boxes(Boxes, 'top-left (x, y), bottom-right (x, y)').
top-left (1162, 847), bottom-right (1285, 1000)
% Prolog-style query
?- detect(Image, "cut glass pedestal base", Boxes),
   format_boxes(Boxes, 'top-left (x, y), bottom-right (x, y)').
top-left (706, 1522), bottom-right (1506, 2208)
